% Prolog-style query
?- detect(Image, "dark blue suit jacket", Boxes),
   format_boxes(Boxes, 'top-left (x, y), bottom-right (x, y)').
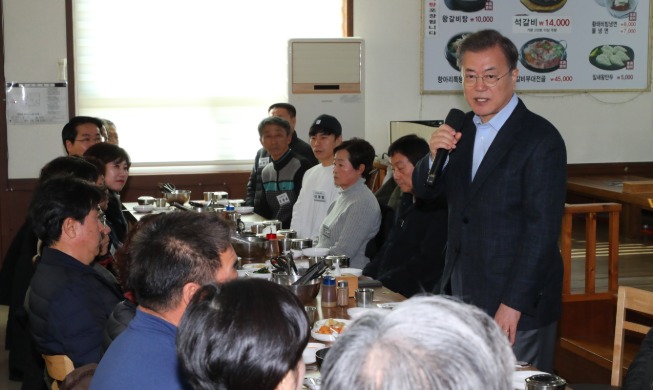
top-left (413, 99), bottom-right (567, 331)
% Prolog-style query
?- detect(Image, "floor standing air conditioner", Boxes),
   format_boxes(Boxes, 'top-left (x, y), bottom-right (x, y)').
top-left (288, 38), bottom-right (365, 141)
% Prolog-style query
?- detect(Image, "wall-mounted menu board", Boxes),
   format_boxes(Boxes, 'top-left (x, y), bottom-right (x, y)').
top-left (422, 0), bottom-right (652, 93)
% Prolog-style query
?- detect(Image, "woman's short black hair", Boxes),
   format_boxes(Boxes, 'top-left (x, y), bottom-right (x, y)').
top-left (333, 137), bottom-right (376, 179)
top-left (177, 279), bottom-right (310, 390)
top-left (84, 142), bottom-right (131, 168)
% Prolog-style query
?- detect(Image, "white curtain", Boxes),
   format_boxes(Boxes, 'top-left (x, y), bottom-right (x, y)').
top-left (74, 0), bottom-right (343, 172)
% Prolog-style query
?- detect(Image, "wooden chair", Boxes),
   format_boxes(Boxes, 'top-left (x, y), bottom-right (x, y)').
top-left (611, 286), bottom-right (653, 387)
top-left (365, 161), bottom-right (387, 193)
top-left (555, 203), bottom-right (622, 383)
top-left (42, 354), bottom-right (74, 390)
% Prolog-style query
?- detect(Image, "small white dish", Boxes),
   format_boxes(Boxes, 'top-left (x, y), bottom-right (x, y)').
top-left (235, 206), bottom-right (254, 214)
top-left (242, 263), bottom-right (268, 271)
top-left (302, 248), bottom-right (330, 257)
top-left (133, 205), bottom-right (154, 213)
top-left (302, 342), bottom-right (326, 364)
top-left (311, 319), bottom-right (351, 342)
top-left (339, 268), bottom-right (363, 277)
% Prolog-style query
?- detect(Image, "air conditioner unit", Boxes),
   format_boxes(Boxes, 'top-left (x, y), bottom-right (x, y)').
top-left (288, 38), bottom-right (365, 141)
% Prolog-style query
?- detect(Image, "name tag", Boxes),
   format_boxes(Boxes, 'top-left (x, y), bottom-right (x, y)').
top-left (313, 191), bottom-right (326, 203)
top-left (277, 193), bottom-right (290, 206)
top-left (258, 157), bottom-right (270, 168)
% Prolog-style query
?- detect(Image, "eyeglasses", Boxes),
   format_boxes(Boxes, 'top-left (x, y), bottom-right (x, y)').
top-left (74, 136), bottom-right (105, 144)
top-left (462, 69), bottom-right (512, 88)
top-left (97, 213), bottom-right (107, 227)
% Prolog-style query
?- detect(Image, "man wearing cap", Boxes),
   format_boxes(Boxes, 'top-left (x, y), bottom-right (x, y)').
top-left (245, 103), bottom-right (318, 209)
top-left (291, 114), bottom-right (343, 242)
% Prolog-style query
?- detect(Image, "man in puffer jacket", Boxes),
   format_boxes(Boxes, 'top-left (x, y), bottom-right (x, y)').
top-left (27, 176), bottom-right (122, 367)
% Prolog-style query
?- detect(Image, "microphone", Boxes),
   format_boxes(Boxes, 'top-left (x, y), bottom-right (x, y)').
top-left (426, 108), bottom-right (465, 187)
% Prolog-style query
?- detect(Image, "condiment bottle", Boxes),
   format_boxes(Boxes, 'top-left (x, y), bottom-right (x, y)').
top-left (321, 276), bottom-right (337, 307)
top-left (337, 280), bottom-right (349, 307)
top-left (264, 233), bottom-right (280, 260)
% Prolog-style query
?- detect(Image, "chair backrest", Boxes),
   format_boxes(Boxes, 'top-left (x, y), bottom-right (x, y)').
top-left (43, 354), bottom-right (74, 390)
top-left (611, 286), bottom-right (653, 386)
top-left (560, 203), bottom-right (621, 301)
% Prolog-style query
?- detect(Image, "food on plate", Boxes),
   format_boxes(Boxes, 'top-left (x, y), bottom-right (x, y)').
top-left (445, 32), bottom-right (472, 71)
top-left (316, 318), bottom-right (346, 335)
top-left (449, 34), bottom-right (467, 56)
top-left (521, 38), bottom-right (565, 70)
top-left (611, 0), bottom-right (630, 11)
top-left (589, 45), bottom-right (633, 70)
top-left (253, 267), bottom-right (270, 274)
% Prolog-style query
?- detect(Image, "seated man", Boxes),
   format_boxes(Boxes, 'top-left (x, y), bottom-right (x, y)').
top-left (61, 116), bottom-right (105, 156)
top-left (246, 103), bottom-right (317, 209)
top-left (254, 116), bottom-right (313, 228)
top-left (320, 295), bottom-right (516, 390)
top-left (291, 114), bottom-right (343, 242)
top-left (363, 134), bottom-right (448, 297)
top-left (90, 212), bottom-right (238, 390)
top-left (27, 176), bottom-right (122, 367)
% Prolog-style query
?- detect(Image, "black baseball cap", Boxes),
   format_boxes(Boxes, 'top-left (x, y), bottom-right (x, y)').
top-left (309, 114), bottom-right (342, 137)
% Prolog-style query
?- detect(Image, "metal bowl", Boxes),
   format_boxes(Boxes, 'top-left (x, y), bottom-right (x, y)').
top-left (163, 190), bottom-right (191, 205)
top-left (231, 235), bottom-right (266, 261)
top-left (137, 196), bottom-right (155, 205)
top-left (291, 238), bottom-right (313, 250)
top-left (274, 273), bottom-right (321, 305)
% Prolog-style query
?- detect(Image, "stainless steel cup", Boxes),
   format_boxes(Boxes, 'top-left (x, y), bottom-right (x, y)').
top-left (355, 288), bottom-right (374, 307)
top-left (153, 198), bottom-right (167, 207)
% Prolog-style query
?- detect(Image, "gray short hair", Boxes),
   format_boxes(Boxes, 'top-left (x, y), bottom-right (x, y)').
top-left (320, 295), bottom-right (515, 390)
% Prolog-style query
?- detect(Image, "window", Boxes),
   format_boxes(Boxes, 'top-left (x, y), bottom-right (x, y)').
top-left (73, 1), bottom-right (344, 173)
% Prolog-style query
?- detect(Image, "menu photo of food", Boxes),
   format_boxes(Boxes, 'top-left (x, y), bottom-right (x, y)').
top-left (602, 0), bottom-right (639, 18)
top-left (589, 44), bottom-right (634, 70)
top-left (443, 0), bottom-right (487, 12)
top-left (519, 37), bottom-right (567, 73)
top-left (520, 0), bottom-right (567, 13)
top-left (444, 32), bottom-right (472, 71)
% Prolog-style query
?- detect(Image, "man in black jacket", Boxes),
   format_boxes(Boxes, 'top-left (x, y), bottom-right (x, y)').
top-left (364, 135), bottom-right (447, 298)
top-left (28, 176), bottom-right (122, 367)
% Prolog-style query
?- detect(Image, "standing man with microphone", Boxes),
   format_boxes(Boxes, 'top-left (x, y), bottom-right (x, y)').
top-left (413, 29), bottom-right (567, 373)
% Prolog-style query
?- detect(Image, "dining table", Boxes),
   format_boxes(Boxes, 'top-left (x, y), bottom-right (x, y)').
top-left (123, 202), bottom-right (579, 389)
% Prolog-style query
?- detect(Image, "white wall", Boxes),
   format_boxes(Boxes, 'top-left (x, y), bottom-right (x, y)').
top-left (355, 0), bottom-right (653, 164)
top-left (4, 0), bottom-right (67, 179)
top-left (3, 0), bottom-right (652, 179)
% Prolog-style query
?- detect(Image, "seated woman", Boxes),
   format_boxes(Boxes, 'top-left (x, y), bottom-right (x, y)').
top-left (84, 143), bottom-right (131, 247)
top-left (176, 279), bottom-right (309, 390)
top-left (316, 138), bottom-right (381, 268)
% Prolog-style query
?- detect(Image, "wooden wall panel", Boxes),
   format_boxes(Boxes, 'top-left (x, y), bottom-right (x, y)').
top-left (0, 171), bottom-right (250, 265)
